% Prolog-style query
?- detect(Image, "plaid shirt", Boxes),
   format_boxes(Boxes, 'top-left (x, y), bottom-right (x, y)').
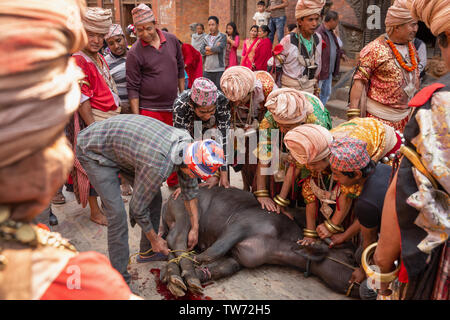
top-left (76, 114), bottom-right (198, 233)
top-left (173, 90), bottom-right (230, 170)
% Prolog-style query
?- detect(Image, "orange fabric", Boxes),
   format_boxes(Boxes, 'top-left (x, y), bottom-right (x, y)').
top-left (41, 251), bottom-right (132, 300)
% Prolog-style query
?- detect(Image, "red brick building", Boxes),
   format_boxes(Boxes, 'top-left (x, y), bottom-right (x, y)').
top-left (89, 0), bottom-right (436, 60)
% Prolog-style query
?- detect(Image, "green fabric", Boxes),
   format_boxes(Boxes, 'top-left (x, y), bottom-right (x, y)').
top-left (299, 33), bottom-right (314, 55)
top-left (305, 94), bottom-right (332, 130)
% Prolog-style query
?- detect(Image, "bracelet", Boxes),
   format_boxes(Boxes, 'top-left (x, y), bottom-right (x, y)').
top-left (347, 108), bottom-right (361, 112)
top-left (324, 219), bottom-right (344, 234)
top-left (214, 171), bottom-right (221, 178)
top-left (361, 242), bottom-right (401, 285)
top-left (273, 194), bottom-right (290, 207)
top-left (253, 190), bottom-right (270, 198)
top-left (303, 228), bottom-right (319, 238)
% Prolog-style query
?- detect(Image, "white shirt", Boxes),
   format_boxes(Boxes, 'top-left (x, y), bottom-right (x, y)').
top-left (253, 11), bottom-right (271, 27)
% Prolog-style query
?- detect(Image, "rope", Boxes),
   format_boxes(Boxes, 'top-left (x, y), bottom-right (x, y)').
top-left (326, 256), bottom-right (358, 271)
top-left (128, 249), bottom-right (197, 265)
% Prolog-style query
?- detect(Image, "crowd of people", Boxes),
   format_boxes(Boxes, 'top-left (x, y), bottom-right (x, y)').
top-left (0, 0), bottom-right (448, 301)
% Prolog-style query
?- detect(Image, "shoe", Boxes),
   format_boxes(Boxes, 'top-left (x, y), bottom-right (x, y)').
top-left (136, 252), bottom-right (168, 263)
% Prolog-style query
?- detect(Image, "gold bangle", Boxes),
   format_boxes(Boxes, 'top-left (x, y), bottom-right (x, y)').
top-left (327, 219), bottom-right (345, 233)
top-left (273, 194), bottom-right (290, 207)
top-left (347, 108), bottom-right (361, 112)
top-left (361, 242), bottom-right (401, 284)
top-left (254, 190), bottom-right (270, 197)
top-left (214, 171), bottom-right (221, 178)
top-left (303, 228), bottom-right (319, 238)
top-left (324, 219), bottom-right (344, 234)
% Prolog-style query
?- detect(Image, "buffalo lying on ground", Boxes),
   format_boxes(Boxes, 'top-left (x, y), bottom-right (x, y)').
top-left (160, 187), bottom-right (360, 298)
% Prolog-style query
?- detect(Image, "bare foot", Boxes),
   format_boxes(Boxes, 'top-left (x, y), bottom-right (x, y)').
top-left (90, 210), bottom-right (108, 226)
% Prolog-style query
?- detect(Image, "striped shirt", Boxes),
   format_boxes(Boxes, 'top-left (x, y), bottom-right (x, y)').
top-left (76, 114), bottom-right (198, 233)
top-left (105, 52), bottom-right (128, 103)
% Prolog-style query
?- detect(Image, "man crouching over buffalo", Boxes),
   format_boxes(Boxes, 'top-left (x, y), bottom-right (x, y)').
top-left (76, 114), bottom-right (224, 284)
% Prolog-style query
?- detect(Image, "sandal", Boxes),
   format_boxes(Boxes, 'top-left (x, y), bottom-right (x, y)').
top-left (136, 252), bottom-right (168, 263)
top-left (51, 191), bottom-right (66, 205)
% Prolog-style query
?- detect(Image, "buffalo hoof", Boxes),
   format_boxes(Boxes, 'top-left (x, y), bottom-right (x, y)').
top-left (194, 253), bottom-right (214, 264)
top-left (168, 281), bottom-right (186, 297)
top-left (186, 277), bottom-right (203, 294)
top-left (169, 274), bottom-right (187, 292)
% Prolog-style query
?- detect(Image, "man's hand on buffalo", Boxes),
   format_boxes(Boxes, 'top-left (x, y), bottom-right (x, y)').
top-left (330, 233), bottom-right (347, 248)
top-left (187, 227), bottom-right (199, 250)
top-left (257, 196), bottom-right (280, 213)
top-left (146, 229), bottom-right (170, 256)
top-left (200, 176), bottom-right (219, 189)
top-left (349, 267), bottom-right (366, 285)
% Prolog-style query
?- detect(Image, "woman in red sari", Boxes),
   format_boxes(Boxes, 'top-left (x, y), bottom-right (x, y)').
top-left (254, 25), bottom-right (273, 71)
top-left (241, 25), bottom-right (260, 70)
top-left (181, 42), bottom-right (203, 88)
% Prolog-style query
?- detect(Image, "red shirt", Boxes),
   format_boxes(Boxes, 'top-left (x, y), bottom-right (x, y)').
top-left (74, 52), bottom-right (118, 112)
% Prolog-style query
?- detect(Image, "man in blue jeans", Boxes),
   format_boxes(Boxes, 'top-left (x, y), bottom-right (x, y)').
top-left (76, 115), bottom-right (224, 284)
top-left (317, 10), bottom-right (343, 106)
top-left (267, 0), bottom-right (288, 44)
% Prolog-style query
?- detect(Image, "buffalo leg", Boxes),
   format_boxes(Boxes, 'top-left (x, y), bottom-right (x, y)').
top-left (165, 200), bottom-right (202, 295)
top-left (195, 226), bottom-right (246, 264)
top-left (194, 256), bottom-right (242, 282)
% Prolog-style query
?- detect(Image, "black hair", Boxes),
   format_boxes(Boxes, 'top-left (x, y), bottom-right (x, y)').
top-left (257, 1), bottom-right (266, 6)
top-left (226, 22), bottom-right (239, 37)
top-left (197, 23), bottom-right (205, 30)
top-left (250, 24), bottom-right (259, 32)
top-left (208, 16), bottom-right (219, 25)
top-left (162, 27), bottom-right (169, 32)
top-left (324, 10), bottom-right (339, 22)
top-left (287, 23), bottom-right (297, 32)
top-left (438, 32), bottom-right (448, 48)
top-left (341, 160), bottom-right (376, 179)
top-left (259, 25), bottom-right (270, 35)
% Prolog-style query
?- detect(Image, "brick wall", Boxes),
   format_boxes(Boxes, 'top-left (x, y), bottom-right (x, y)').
top-left (210, 0), bottom-right (231, 34)
top-left (176, 0), bottom-right (210, 43)
top-left (330, 0), bottom-right (358, 27)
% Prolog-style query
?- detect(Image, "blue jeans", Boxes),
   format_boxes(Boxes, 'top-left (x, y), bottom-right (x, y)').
top-left (319, 74), bottom-right (333, 106)
top-left (268, 16), bottom-right (286, 44)
top-left (77, 152), bottom-right (161, 285)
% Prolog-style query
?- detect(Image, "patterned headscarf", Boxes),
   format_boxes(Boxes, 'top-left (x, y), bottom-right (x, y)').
top-left (83, 7), bottom-right (112, 35)
top-left (190, 77), bottom-right (218, 106)
top-left (132, 3), bottom-right (156, 26)
top-left (295, 0), bottom-right (326, 19)
top-left (220, 66), bottom-right (256, 102)
top-left (329, 137), bottom-right (371, 172)
top-left (183, 140), bottom-right (225, 180)
top-left (407, 0), bottom-right (450, 36)
top-left (105, 24), bottom-right (125, 40)
top-left (284, 124), bottom-right (333, 164)
top-left (265, 88), bottom-right (314, 124)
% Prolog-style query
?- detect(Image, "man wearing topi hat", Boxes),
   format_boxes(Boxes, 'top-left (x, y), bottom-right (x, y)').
top-left (126, 3), bottom-right (185, 189)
